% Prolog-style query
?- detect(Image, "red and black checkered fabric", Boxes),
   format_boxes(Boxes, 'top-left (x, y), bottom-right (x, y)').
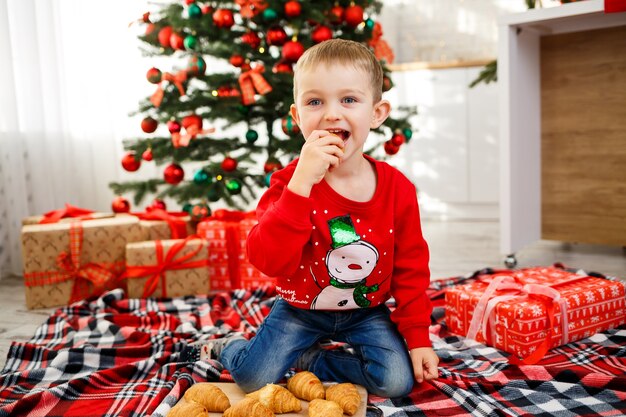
top-left (1, 267), bottom-right (625, 417)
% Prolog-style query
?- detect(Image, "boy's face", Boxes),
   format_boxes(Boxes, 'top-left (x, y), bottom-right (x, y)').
top-left (290, 63), bottom-right (390, 162)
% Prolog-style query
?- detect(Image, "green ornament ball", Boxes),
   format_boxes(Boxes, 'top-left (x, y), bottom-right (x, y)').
top-left (182, 202), bottom-right (193, 213)
top-left (225, 178), bottom-right (242, 195)
top-left (402, 128), bottom-right (413, 142)
top-left (237, 105), bottom-right (250, 115)
top-left (207, 186), bottom-right (220, 202)
top-left (245, 129), bottom-right (259, 143)
top-left (264, 172), bottom-right (273, 187)
top-left (193, 169), bottom-right (212, 185)
top-left (187, 55), bottom-right (206, 76)
top-left (262, 8), bottom-right (278, 21)
top-left (365, 18), bottom-right (375, 30)
top-left (184, 35), bottom-right (197, 50)
top-left (188, 3), bottom-right (202, 18)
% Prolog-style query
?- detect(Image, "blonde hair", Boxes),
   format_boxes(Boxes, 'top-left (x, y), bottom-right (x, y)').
top-left (293, 39), bottom-right (383, 103)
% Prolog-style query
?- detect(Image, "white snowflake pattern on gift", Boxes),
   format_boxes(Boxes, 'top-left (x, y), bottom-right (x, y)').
top-left (531, 305), bottom-right (543, 317)
top-left (611, 286), bottom-right (621, 297)
top-left (598, 288), bottom-right (606, 298)
top-left (585, 291), bottom-right (596, 303)
top-left (591, 316), bottom-right (600, 323)
top-left (572, 294), bottom-right (581, 305)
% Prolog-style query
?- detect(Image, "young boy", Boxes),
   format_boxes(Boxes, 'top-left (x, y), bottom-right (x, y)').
top-left (188, 39), bottom-right (438, 398)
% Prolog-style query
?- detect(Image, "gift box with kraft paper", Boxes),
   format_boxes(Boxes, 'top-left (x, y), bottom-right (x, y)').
top-left (21, 216), bottom-right (148, 309)
top-left (445, 267), bottom-right (626, 361)
top-left (124, 238), bottom-right (210, 298)
top-left (196, 210), bottom-right (275, 291)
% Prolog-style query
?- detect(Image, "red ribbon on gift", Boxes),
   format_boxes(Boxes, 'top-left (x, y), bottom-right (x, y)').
top-left (238, 65), bottom-right (272, 106)
top-left (150, 71), bottom-right (188, 107)
top-left (131, 209), bottom-right (190, 239)
top-left (23, 222), bottom-right (119, 304)
top-left (122, 236), bottom-right (208, 298)
top-left (368, 22), bottom-right (395, 64)
top-left (200, 210), bottom-right (255, 288)
top-left (39, 204), bottom-right (95, 224)
top-left (466, 273), bottom-right (590, 365)
top-left (605, 0), bottom-right (626, 13)
top-left (235, 0), bottom-right (268, 18)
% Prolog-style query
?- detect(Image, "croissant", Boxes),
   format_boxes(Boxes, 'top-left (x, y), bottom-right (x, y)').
top-left (223, 397), bottom-right (276, 417)
top-left (183, 382), bottom-right (231, 412)
top-left (326, 383), bottom-right (361, 416)
top-left (246, 384), bottom-right (302, 413)
top-left (168, 400), bottom-right (208, 417)
top-left (308, 399), bottom-right (343, 417)
top-left (286, 371), bottom-right (325, 401)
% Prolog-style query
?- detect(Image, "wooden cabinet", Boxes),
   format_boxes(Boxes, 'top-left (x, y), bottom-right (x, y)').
top-left (498, 0), bottom-right (626, 254)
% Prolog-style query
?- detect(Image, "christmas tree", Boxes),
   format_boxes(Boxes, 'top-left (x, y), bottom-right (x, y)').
top-left (110, 0), bottom-right (416, 219)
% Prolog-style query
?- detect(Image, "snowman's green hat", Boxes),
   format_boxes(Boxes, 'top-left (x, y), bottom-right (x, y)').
top-left (328, 215), bottom-right (360, 249)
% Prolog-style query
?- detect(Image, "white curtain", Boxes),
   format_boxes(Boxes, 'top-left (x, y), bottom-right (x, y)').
top-left (0, 0), bottom-right (152, 280)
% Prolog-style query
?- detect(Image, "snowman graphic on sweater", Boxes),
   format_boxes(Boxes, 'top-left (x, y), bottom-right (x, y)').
top-left (311, 215), bottom-right (380, 310)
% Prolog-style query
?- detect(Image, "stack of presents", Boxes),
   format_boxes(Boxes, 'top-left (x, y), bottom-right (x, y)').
top-left (20, 204), bottom-right (274, 310)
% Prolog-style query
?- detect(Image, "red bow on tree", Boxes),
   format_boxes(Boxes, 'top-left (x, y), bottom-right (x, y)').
top-left (368, 22), bottom-right (395, 64)
top-left (235, 0), bottom-right (268, 18)
top-left (238, 65), bottom-right (272, 105)
top-left (150, 70), bottom-right (188, 107)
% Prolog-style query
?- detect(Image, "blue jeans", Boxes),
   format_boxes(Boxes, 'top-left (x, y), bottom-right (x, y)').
top-left (220, 297), bottom-right (414, 397)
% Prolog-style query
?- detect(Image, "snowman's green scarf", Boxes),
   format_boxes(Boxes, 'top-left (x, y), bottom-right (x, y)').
top-left (329, 278), bottom-right (379, 308)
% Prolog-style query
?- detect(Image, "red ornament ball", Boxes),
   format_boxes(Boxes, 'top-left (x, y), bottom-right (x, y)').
top-left (141, 117), bottom-right (158, 133)
top-left (163, 163), bottom-right (185, 184)
top-left (167, 120), bottom-right (181, 134)
top-left (157, 26), bottom-right (173, 48)
top-left (241, 31), bottom-right (261, 49)
top-left (142, 148), bottom-right (153, 161)
top-left (391, 132), bottom-right (406, 146)
top-left (121, 152), bottom-right (141, 172)
top-left (272, 60), bottom-right (293, 74)
top-left (344, 5), bottom-right (364, 27)
top-left (221, 157), bottom-right (238, 172)
top-left (282, 40), bottom-right (305, 63)
top-left (383, 76), bottom-right (393, 92)
top-left (213, 9), bottom-right (234, 28)
top-left (145, 23), bottom-right (155, 36)
top-left (229, 54), bottom-right (244, 67)
top-left (328, 5), bottom-right (344, 25)
top-left (169, 32), bottom-right (185, 50)
top-left (384, 140), bottom-right (400, 155)
top-left (284, 0), bottom-right (302, 17)
top-left (201, 5), bottom-right (214, 15)
top-left (111, 196), bottom-right (131, 213)
top-left (311, 25), bottom-right (333, 44)
top-left (146, 67), bottom-right (162, 84)
top-left (149, 198), bottom-right (167, 211)
top-left (266, 26), bottom-right (288, 46)
top-left (264, 159), bottom-right (283, 173)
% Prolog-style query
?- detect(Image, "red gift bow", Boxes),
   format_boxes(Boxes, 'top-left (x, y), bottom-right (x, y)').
top-left (150, 70), bottom-right (188, 107)
top-left (200, 210), bottom-right (255, 288)
top-left (238, 65), bottom-right (272, 106)
top-left (368, 22), bottom-right (395, 64)
top-left (235, 0), bottom-right (268, 18)
top-left (465, 273), bottom-right (591, 365)
top-left (54, 222), bottom-right (118, 303)
top-left (131, 209), bottom-right (190, 239)
top-left (122, 236), bottom-right (208, 298)
top-left (39, 204), bottom-right (95, 224)
top-left (171, 125), bottom-right (216, 148)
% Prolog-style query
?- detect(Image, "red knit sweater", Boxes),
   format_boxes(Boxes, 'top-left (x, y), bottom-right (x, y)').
top-left (247, 155), bottom-right (432, 349)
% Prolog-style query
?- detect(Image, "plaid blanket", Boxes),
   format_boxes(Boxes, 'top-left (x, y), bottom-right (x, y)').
top-left (1, 270), bottom-right (625, 417)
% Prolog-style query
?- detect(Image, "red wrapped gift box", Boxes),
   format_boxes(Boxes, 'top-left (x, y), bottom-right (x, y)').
top-left (197, 210), bottom-right (275, 291)
top-left (445, 267), bottom-right (626, 364)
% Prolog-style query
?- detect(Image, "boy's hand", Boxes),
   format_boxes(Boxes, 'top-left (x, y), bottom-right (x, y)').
top-left (409, 347), bottom-right (439, 383)
top-left (288, 130), bottom-right (344, 197)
